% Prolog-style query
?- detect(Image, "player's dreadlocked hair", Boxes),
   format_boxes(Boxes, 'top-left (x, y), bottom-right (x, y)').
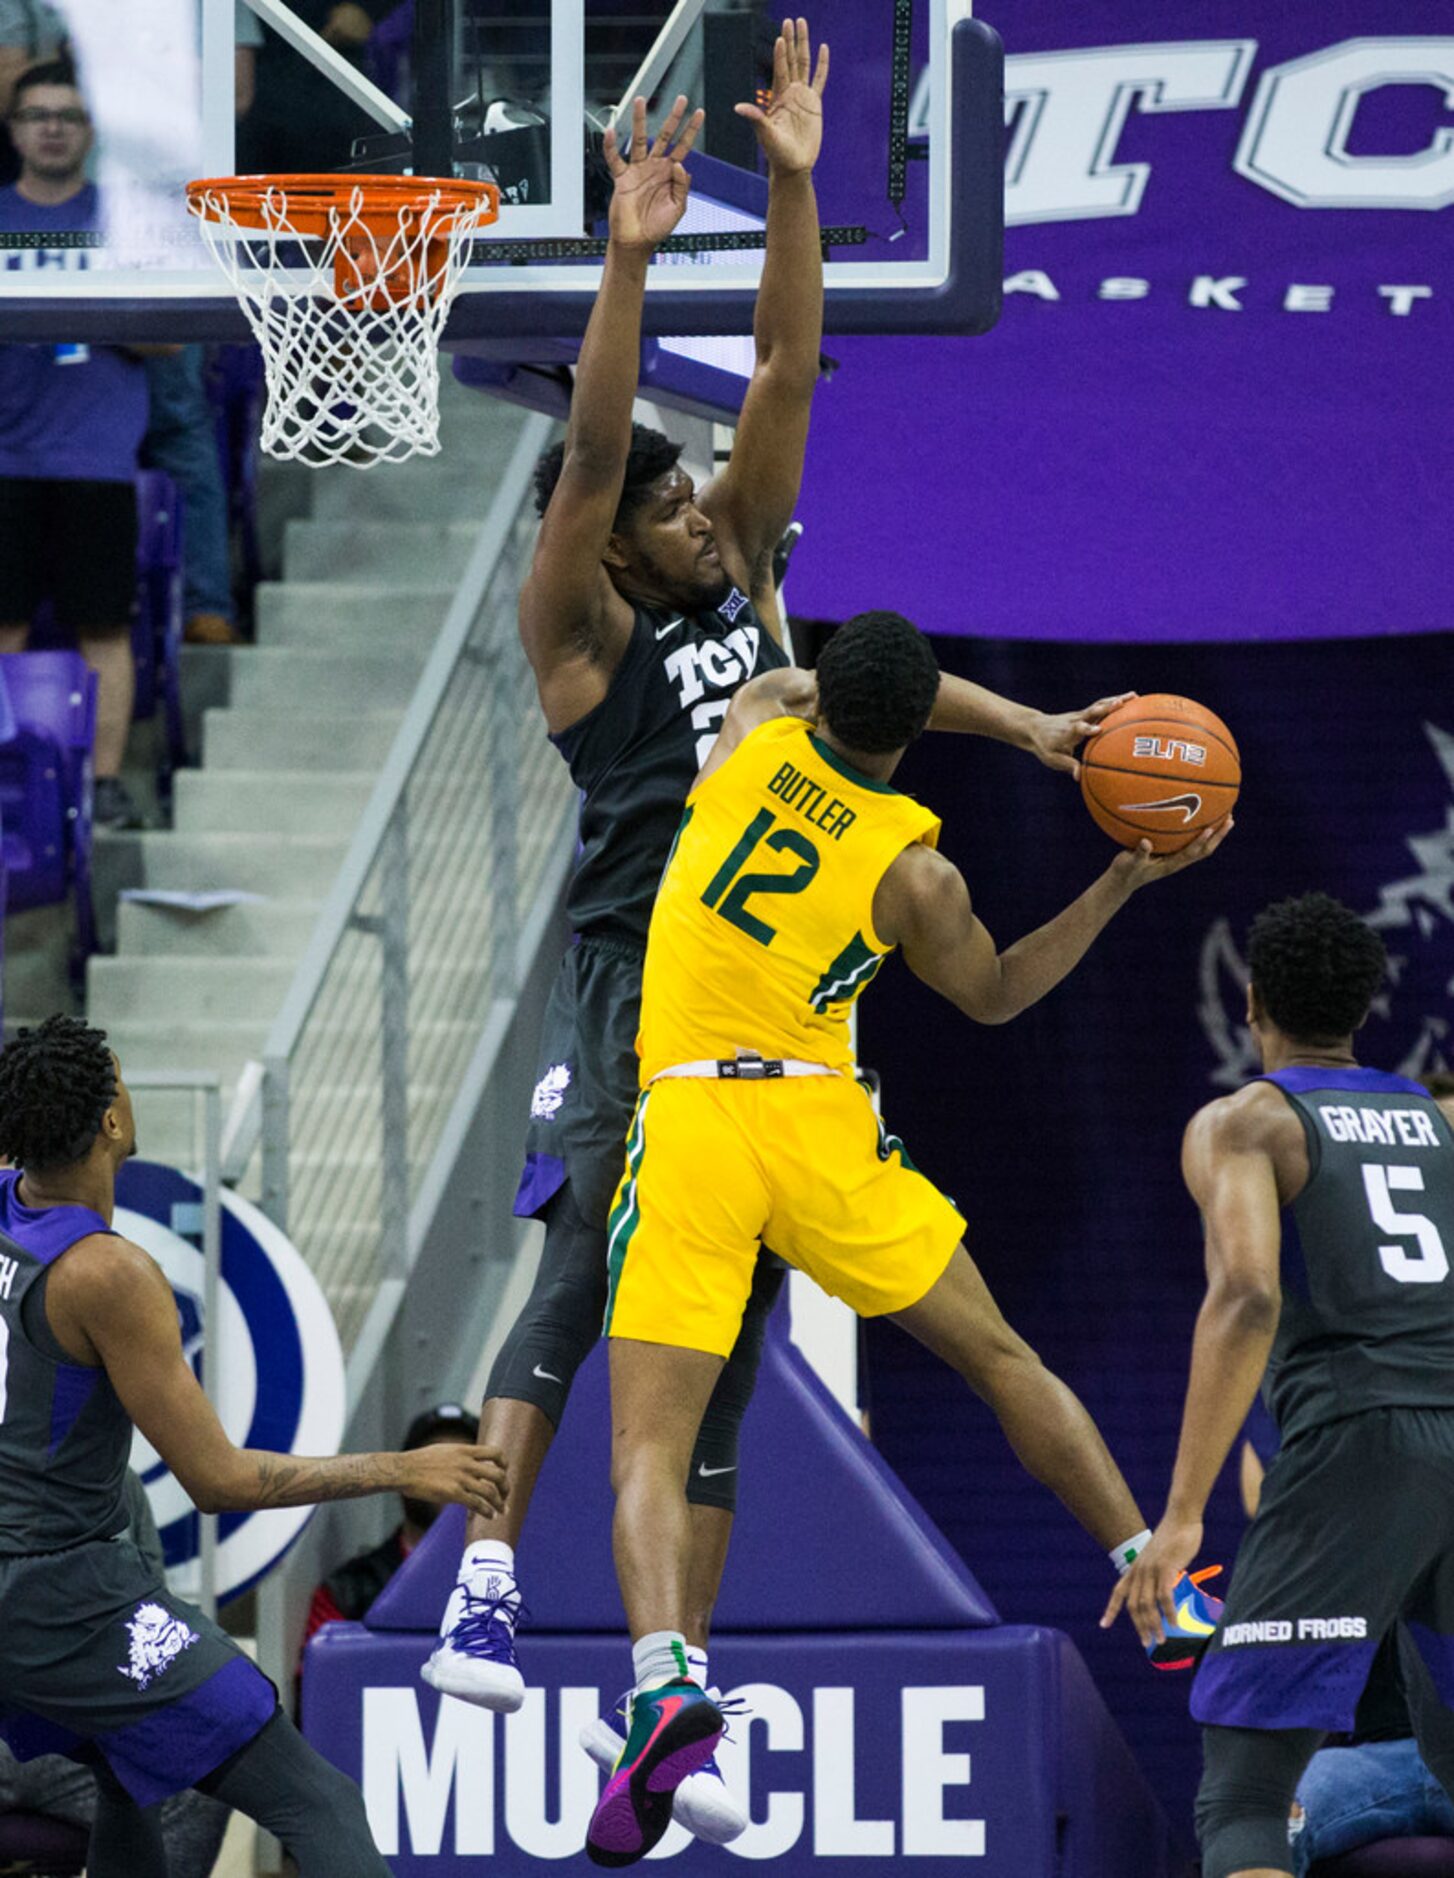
top-left (532, 423), bottom-right (684, 533)
top-left (1247, 893), bottom-right (1387, 1044)
top-left (815, 611), bottom-right (940, 756)
top-left (0, 1015), bottom-right (117, 1170)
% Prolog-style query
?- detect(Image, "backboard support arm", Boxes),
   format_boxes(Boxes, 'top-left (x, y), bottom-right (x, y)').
top-left (239, 0), bottom-right (410, 135)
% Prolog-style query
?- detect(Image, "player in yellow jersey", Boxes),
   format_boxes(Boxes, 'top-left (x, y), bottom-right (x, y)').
top-left (584, 610), bottom-right (1234, 1866)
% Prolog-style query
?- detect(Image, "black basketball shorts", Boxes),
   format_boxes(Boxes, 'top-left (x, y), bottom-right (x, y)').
top-left (0, 1531), bottom-right (276, 1804)
top-left (1193, 1406), bottom-right (1454, 1733)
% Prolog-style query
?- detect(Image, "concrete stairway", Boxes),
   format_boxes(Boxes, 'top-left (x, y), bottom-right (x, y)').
top-left (84, 383), bottom-right (528, 1167)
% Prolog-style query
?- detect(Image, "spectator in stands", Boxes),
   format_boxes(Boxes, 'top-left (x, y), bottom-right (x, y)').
top-left (0, 60), bottom-right (154, 829)
top-left (0, 0), bottom-right (66, 186)
top-left (302, 1403), bottom-right (477, 1661)
top-left (143, 348), bottom-right (246, 645)
top-left (238, 1), bottom-right (403, 175)
top-left (0, 1471), bottom-right (231, 1875)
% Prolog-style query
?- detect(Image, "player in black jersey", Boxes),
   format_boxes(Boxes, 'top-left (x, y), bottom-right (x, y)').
top-left (426, 27), bottom-right (1139, 1840)
top-left (1103, 894), bottom-right (1454, 1878)
top-left (0, 1017), bottom-right (508, 1878)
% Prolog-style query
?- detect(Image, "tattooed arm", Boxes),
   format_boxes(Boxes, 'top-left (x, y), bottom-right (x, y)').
top-left (49, 1236), bottom-right (507, 1518)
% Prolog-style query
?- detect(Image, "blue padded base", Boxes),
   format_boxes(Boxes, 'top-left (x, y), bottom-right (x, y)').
top-left (367, 1329), bottom-right (997, 1635)
top-left (304, 1623), bottom-right (1183, 1876)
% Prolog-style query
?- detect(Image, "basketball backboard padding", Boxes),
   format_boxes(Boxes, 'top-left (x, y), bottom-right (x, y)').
top-left (366, 1328), bottom-right (999, 1634)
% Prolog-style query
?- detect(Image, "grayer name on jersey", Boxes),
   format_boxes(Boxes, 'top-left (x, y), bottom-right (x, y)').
top-left (1318, 1104), bottom-right (1443, 1149)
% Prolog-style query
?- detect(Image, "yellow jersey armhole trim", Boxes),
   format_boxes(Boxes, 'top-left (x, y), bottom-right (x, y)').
top-left (865, 829), bottom-right (939, 955)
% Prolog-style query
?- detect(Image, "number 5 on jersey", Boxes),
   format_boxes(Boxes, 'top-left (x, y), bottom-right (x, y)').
top-left (1364, 1163), bottom-right (1450, 1284)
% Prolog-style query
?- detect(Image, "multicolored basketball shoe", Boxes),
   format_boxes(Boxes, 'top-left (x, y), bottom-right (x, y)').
top-left (1148, 1566), bottom-right (1224, 1670)
top-left (585, 1679), bottom-right (725, 1868)
top-left (582, 1688), bottom-right (747, 1845)
top-left (420, 1573), bottom-right (526, 1711)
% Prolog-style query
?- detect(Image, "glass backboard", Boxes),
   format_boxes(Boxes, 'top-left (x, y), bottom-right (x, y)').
top-left (0, 0), bottom-right (1002, 341)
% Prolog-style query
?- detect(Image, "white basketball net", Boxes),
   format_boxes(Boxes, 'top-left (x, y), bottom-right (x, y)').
top-left (189, 180), bottom-right (494, 469)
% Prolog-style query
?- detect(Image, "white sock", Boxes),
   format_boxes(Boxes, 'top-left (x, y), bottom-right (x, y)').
top-left (633, 1630), bottom-right (690, 1693)
top-left (460, 1541), bottom-right (516, 1601)
top-left (685, 1646), bottom-right (708, 1691)
top-left (439, 1542), bottom-right (518, 1646)
top-left (1109, 1529), bottom-right (1153, 1577)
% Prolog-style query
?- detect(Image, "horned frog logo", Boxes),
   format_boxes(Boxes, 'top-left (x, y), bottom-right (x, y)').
top-left (1199, 723), bottom-right (1454, 1089)
top-left (118, 1601), bottom-right (199, 1691)
top-left (530, 1062), bottom-right (572, 1122)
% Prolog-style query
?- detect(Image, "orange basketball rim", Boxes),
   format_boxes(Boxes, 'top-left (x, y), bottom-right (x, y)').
top-left (185, 173), bottom-right (498, 311)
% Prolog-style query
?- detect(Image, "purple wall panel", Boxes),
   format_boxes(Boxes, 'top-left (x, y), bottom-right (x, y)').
top-left (791, 0), bottom-right (1454, 639)
top-left (367, 1334), bottom-right (997, 1635)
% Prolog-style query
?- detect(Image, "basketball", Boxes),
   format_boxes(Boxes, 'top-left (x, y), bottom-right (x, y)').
top-left (1080, 694), bottom-right (1241, 855)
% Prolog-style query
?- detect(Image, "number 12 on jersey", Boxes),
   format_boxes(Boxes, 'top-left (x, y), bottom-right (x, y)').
top-left (701, 809), bottom-right (821, 947)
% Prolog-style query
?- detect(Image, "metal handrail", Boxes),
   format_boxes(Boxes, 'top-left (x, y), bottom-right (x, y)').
top-left (219, 409), bottom-right (552, 1184)
top-left (125, 1070), bottom-right (223, 1619)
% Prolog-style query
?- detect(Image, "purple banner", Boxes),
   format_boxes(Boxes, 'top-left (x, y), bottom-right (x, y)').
top-left (792, 0), bottom-right (1454, 639)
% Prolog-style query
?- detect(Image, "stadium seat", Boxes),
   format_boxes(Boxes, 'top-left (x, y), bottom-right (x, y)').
top-left (132, 469), bottom-right (187, 800)
top-left (28, 473), bottom-right (186, 800)
top-left (0, 1808), bottom-right (88, 1873)
top-left (1314, 1841), bottom-right (1454, 1875)
top-left (0, 651), bottom-right (99, 975)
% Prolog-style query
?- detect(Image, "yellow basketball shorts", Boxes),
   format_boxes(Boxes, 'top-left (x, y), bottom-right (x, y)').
top-left (603, 1074), bottom-right (964, 1358)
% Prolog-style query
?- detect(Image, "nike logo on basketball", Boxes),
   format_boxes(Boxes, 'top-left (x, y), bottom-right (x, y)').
top-left (533, 1364), bottom-right (563, 1384)
top-left (1123, 792), bottom-right (1203, 822)
top-left (655, 618), bottom-right (685, 640)
top-left (697, 1463), bottom-right (736, 1478)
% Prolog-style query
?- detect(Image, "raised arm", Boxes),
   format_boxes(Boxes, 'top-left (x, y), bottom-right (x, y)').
top-left (1102, 1090), bottom-right (1288, 1648)
top-left (700, 19), bottom-right (829, 621)
top-left (55, 1239), bottom-right (508, 1518)
top-left (519, 95), bottom-right (704, 732)
top-left (929, 679), bottom-right (1137, 780)
top-left (694, 667), bottom-right (818, 787)
top-left (877, 821), bottom-right (1231, 1025)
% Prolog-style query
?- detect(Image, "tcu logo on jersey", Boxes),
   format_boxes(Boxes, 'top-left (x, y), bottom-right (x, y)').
top-left (1134, 735), bottom-right (1206, 766)
top-left (664, 623), bottom-right (763, 766)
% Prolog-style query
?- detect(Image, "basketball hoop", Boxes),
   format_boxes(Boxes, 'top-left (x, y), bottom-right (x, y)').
top-left (185, 174), bottom-right (499, 469)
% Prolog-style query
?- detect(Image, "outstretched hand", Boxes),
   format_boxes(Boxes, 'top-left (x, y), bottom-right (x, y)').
top-left (400, 1443), bottom-right (510, 1521)
top-left (1111, 815), bottom-right (1234, 891)
top-left (1100, 1515), bottom-right (1203, 1648)
top-left (1030, 691), bottom-right (1137, 779)
top-left (605, 94), bottom-right (706, 250)
top-left (735, 17), bottom-right (829, 175)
